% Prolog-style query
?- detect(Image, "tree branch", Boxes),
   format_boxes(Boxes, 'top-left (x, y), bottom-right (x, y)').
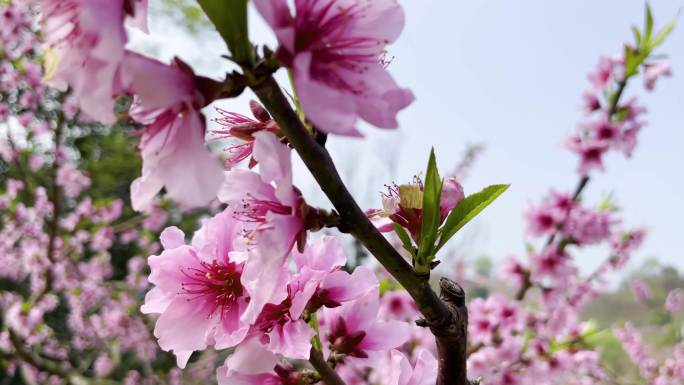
top-left (249, 75), bottom-right (467, 384)
top-left (432, 278), bottom-right (469, 385)
top-left (309, 347), bottom-right (345, 385)
top-left (30, 112), bottom-right (64, 304)
top-left (9, 330), bottom-right (68, 377)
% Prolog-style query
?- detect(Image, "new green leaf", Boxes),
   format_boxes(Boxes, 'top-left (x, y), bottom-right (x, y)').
top-left (198, 0), bottom-right (252, 64)
top-left (645, 3), bottom-right (654, 42)
top-left (392, 223), bottom-right (415, 256)
top-left (416, 149), bottom-right (442, 269)
top-left (631, 25), bottom-right (642, 46)
top-left (436, 184), bottom-right (510, 250)
top-left (649, 18), bottom-right (676, 49)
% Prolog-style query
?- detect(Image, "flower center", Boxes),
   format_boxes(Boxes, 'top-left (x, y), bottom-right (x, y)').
top-left (180, 260), bottom-right (243, 318)
top-left (328, 317), bottom-right (367, 358)
top-left (253, 298), bottom-right (292, 334)
top-left (235, 194), bottom-right (293, 224)
top-left (294, 0), bottom-right (384, 94)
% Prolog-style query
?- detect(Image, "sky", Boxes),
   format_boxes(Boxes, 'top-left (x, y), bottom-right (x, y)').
top-left (130, 0), bottom-right (684, 277)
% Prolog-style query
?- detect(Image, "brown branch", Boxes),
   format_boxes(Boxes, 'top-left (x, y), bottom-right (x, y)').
top-left (31, 112), bottom-right (65, 304)
top-left (309, 347), bottom-right (345, 385)
top-left (249, 75), bottom-right (467, 384)
top-left (46, 111), bottom-right (64, 264)
top-left (9, 330), bottom-right (71, 379)
top-left (431, 278), bottom-right (469, 385)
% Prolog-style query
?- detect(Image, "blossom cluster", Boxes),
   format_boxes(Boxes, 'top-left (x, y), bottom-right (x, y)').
top-left (2, 0), bottom-right (682, 384)
top-left (614, 322), bottom-right (684, 385)
top-left (0, 2), bottom-right (219, 383)
top-left (461, 24), bottom-right (680, 385)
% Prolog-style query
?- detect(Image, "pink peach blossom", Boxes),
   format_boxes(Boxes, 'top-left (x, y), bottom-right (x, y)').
top-left (141, 209), bottom-right (280, 367)
top-left (321, 289), bottom-right (411, 359)
top-left (254, 0), bottom-right (414, 136)
top-left (121, 52), bottom-right (223, 211)
top-left (218, 131), bottom-right (306, 323)
top-left (38, 0), bottom-right (130, 123)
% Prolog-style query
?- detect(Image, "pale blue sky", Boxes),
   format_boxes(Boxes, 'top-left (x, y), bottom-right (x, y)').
top-left (131, 1), bottom-right (684, 276)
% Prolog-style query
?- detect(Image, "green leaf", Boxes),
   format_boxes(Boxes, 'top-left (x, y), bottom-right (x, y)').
top-left (645, 3), bottom-right (654, 42)
top-left (436, 184), bottom-right (509, 250)
top-left (649, 18), bottom-right (676, 49)
top-left (631, 25), bottom-right (642, 47)
top-left (416, 149), bottom-right (442, 270)
top-left (197, 0), bottom-right (252, 64)
top-left (392, 223), bottom-right (415, 256)
top-left (623, 45), bottom-right (644, 78)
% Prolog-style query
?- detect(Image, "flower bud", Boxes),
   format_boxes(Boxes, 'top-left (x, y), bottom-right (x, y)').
top-left (398, 184), bottom-right (423, 209)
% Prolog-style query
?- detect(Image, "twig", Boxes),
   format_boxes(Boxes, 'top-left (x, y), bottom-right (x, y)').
top-left (8, 330), bottom-right (73, 379)
top-left (309, 347), bottom-right (346, 385)
top-left (249, 75), bottom-right (468, 385)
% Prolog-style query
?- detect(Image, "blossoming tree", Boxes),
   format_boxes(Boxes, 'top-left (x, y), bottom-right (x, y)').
top-left (1, 1), bottom-right (682, 385)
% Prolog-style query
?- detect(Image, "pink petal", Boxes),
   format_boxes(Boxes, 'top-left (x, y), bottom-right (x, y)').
top-left (407, 348), bottom-right (438, 385)
top-left (253, 0), bottom-right (296, 53)
top-left (174, 350), bottom-right (194, 369)
top-left (154, 296), bottom-right (216, 356)
top-left (369, 214), bottom-right (395, 233)
top-left (346, 0), bottom-right (406, 44)
top-left (132, 109), bottom-right (223, 211)
top-left (146, 245), bottom-right (198, 293)
top-left (217, 169), bottom-right (278, 204)
top-left (321, 266), bottom-right (378, 304)
top-left (387, 350), bottom-right (412, 385)
top-left (289, 270), bottom-right (323, 319)
top-left (266, 320), bottom-right (314, 359)
top-left (240, 239), bottom-right (291, 324)
top-left (252, 131), bottom-right (296, 205)
top-left (130, 174), bottom-right (163, 212)
top-left (213, 299), bottom-right (250, 349)
top-left (354, 64), bottom-right (415, 129)
top-left (120, 52), bottom-right (194, 110)
top-left (293, 52), bottom-right (362, 137)
top-left (223, 337), bottom-right (278, 374)
top-left (293, 236), bottom-right (347, 271)
top-left (140, 287), bottom-right (175, 314)
top-left (126, 0), bottom-right (149, 33)
top-left (361, 320), bottom-right (411, 351)
top-left (191, 208), bottom-right (241, 264)
top-left (160, 226), bottom-right (186, 249)
top-left (329, 289), bottom-right (380, 331)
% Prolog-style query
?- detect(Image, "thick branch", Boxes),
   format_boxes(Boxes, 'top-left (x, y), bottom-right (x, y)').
top-left (249, 76), bottom-right (465, 384)
top-left (250, 76), bottom-right (448, 323)
top-left (431, 278), bottom-right (469, 385)
top-left (309, 347), bottom-right (345, 385)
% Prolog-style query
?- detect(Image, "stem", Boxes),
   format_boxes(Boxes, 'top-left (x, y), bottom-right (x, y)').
top-left (249, 75), bottom-right (468, 384)
top-left (309, 347), bottom-right (345, 385)
top-left (46, 111), bottom-right (64, 265)
top-left (31, 112), bottom-right (64, 304)
top-left (8, 330), bottom-right (91, 385)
